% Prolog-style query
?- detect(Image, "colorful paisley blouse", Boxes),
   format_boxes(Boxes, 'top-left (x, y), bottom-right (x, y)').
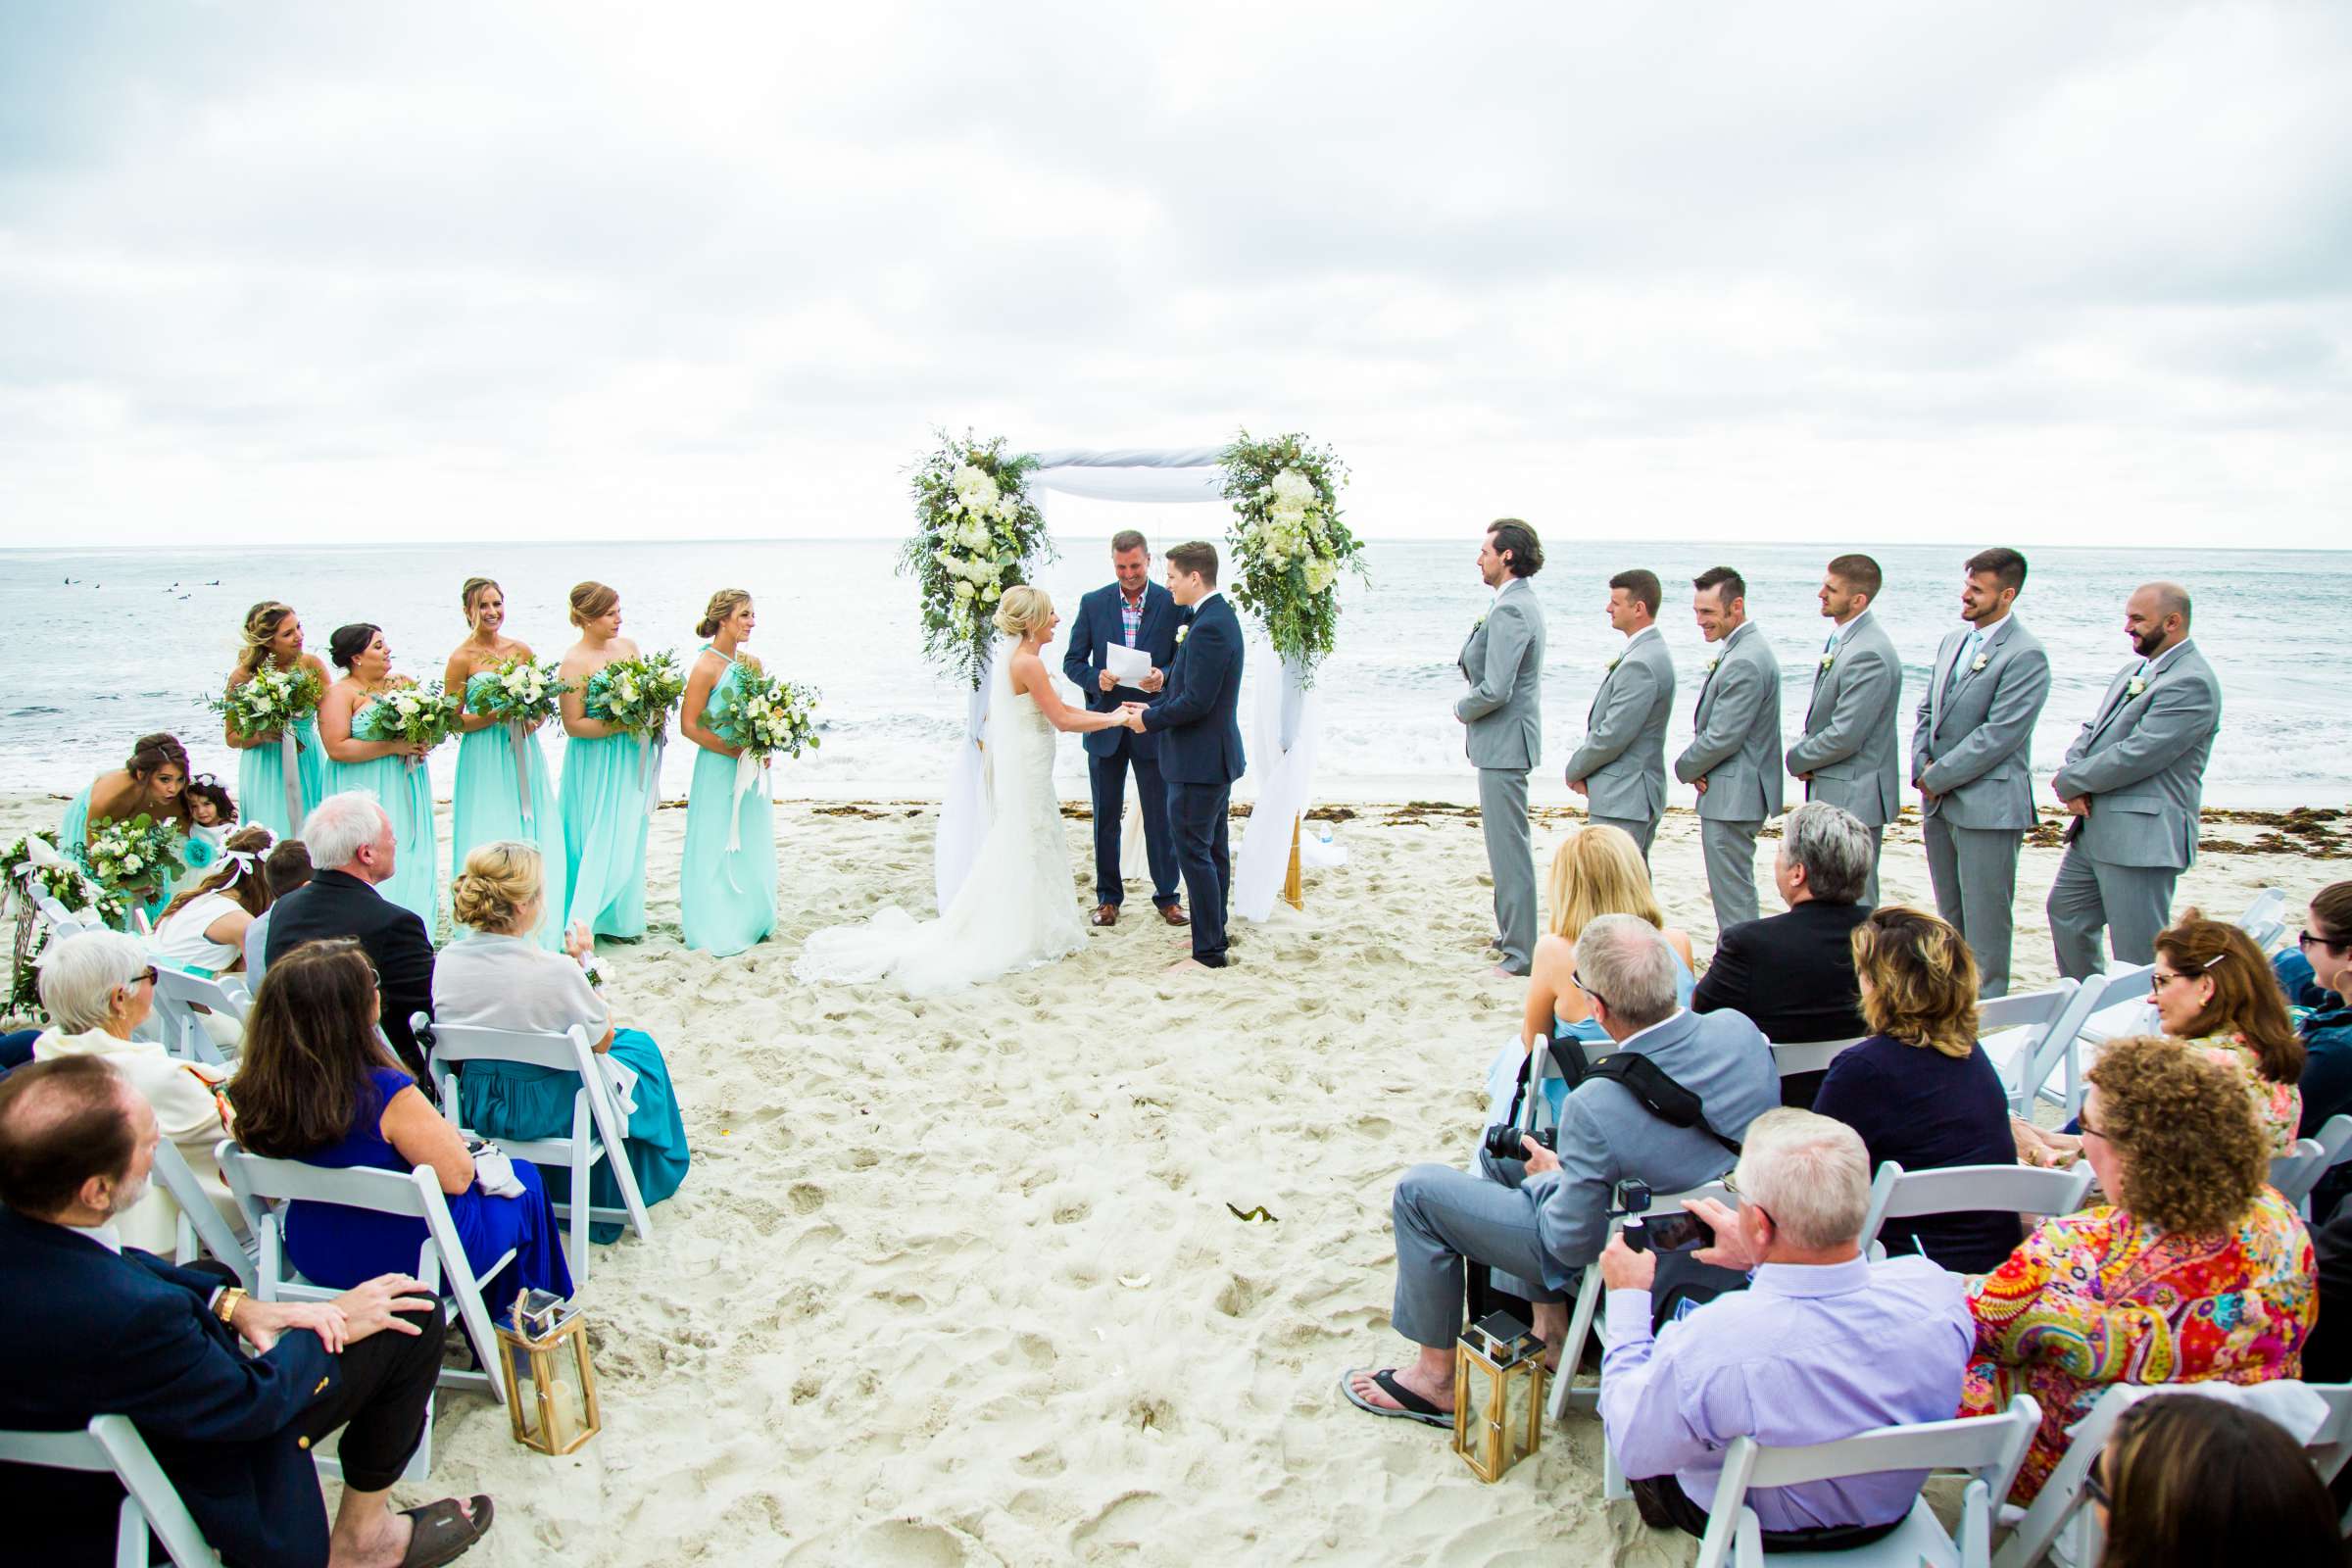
top-left (2180, 1032), bottom-right (2303, 1156)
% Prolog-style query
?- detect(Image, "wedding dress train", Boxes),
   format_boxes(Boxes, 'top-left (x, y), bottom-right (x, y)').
top-left (794, 662), bottom-right (1084, 995)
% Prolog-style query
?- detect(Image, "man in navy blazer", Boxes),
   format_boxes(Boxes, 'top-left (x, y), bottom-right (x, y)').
top-left (1060, 530), bottom-right (1186, 928)
top-left (1132, 541), bottom-right (1246, 970)
top-left (0, 1055), bottom-right (491, 1568)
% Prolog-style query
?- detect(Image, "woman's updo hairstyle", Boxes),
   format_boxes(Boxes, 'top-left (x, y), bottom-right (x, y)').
top-left (993, 585), bottom-right (1053, 641)
top-left (568, 581), bottom-right (618, 628)
top-left (460, 577), bottom-right (502, 625)
top-left (697, 588), bottom-right (753, 639)
top-left (235, 601), bottom-right (296, 681)
top-left (327, 623), bottom-right (380, 671)
top-left (451, 840), bottom-right (545, 934)
top-left (125, 733), bottom-right (191, 780)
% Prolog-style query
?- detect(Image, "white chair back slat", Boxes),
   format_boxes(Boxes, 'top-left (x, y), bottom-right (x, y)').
top-left (1550, 1182), bottom-right (1735, 1425)
top-left (0, 1416), bottom-right (227, 1568)
top-left (152, 1138), bottom-right (256, 1293)
top-left (2270, 1137), bottom-right (2330, 1208)
top-left (1769, 1036), bottom-right (1867, 1078)
top-left (1860, 1160), bottom-right (2094, 1262)
top-left (147, 967), bottom-right (246, 1068)
top-left (2236, 888), bottom-right (2287, 951)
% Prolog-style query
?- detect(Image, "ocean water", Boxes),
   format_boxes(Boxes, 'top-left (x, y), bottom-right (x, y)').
top-left (2, 539), bottom-right (2344, 810)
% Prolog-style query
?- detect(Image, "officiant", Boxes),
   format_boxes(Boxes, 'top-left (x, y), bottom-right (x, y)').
top-left (1063, 530), bottom-right (1187, 927)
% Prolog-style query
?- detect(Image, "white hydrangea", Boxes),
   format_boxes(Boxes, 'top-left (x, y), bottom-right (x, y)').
top-left (1270, 467), bottom-right (1316, 505)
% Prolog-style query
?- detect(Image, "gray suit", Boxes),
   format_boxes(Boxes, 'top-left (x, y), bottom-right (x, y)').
top-left (1562, 626), bottom-right (1675, 858)
top-left (2045, 639), bottom-right (2221, 978)
top-left (1674, 622), bottom-right (1784, 930)
top-left (1455, 577), bottom-right (1546, 973)
top-left (1911, 614), bottom-right (2050, 996)
top-left (1785, 609), bottom-right (1903, 906)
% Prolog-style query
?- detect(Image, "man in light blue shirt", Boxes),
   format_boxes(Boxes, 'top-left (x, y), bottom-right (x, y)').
top-left (1598, 1108), bottom-right (1973, 1547)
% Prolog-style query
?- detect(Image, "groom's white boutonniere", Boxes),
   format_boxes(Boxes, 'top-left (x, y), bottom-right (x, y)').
top-left (2127, 675), bottom-right (2146, 698)
top-left (1175, 624), bottom-right (1190, 647)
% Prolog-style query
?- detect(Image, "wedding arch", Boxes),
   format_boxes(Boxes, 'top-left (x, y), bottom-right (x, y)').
top-left (905, 432), bottom-right (1364, 922)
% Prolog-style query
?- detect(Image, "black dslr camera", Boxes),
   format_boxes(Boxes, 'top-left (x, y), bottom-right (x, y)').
top-left (1481, 1121), bottom-right (1555, 1163)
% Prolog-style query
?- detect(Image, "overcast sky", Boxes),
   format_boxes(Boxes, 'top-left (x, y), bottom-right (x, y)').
top-left (4, 1), bottom-right (2347, 550)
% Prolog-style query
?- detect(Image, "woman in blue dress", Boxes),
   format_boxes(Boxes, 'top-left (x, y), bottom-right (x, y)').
top-left (445, 576), bottom-right (567, 950)
top-left (317, 624), bottom-right (439, 929)
top-left (679, 588), bottom-right (775, 955)
top-left (556, 581), bottom-right (652, 942)
top-left (63, 733), bottom-right (198, 928)
top-left (227, 938), bottom-right (571, 1315)
top-left (220, 601), bottom-right (328, 841)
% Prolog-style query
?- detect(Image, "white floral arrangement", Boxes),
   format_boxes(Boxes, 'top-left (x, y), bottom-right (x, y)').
top-left (206, 662), bottom-right (324, 740)
top-left (1219, 430), bottom-right (1364, 681)
top-left (2127, 675), bottom-right (2147, 698)
top-left (582, 651), bottom-right (687, 740)
top-left (4, 833), bottom-right (131, 1014)
top-left (352, 677), bottom-right (462, 756)
top-left (711, 657), bottom-right (822, 760)
top-left (466, 657), bottom-right (569, 725)
top-left (902, 432), bottom-right (1053, 687)
top-left (80, 814), bottom-right (188, 894)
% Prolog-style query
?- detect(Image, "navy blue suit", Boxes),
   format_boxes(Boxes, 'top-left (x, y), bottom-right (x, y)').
top-left (0, 1205), bottom-right (443, 1567)
top-left (1062, 580), bottom-right (1182, 909)
top-left (1142, 593), bottom-right (1247, 964)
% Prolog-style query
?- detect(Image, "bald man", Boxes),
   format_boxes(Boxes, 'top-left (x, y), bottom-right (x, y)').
top-left (2045, 581), bottom-right (2222, 978)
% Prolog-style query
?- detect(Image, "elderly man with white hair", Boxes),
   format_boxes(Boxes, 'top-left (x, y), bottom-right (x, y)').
top-left (1343, 914), bottom-right (1777, 1427)
top-left (26, 930), bottom-right (239, 1252)
top-left (1598, 1108), bottom-right (1974, 1549)
top-left (264, 790), bottom-right (437, 1077)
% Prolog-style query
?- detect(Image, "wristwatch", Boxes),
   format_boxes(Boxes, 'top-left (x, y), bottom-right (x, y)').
top-left (214, 1286), bottom-right (247, 1326)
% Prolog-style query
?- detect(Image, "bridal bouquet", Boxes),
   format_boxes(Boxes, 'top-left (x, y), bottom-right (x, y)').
top-left (903, 431), bottom-right (1053, 686)
top-left (206, 662), bottom-right (324, 740)
top-left (4, 832), bottom-right (131, 1014)
top-left (582, 652), bottom-right (687, 740)
top-left (1220, 429), bottom-right (1364, 681)
top-left (353, 679), bottom-right (462, 754)
top-left (79, 813), bottom-right (188, 894)
top-left (466, 658), bottom-right (569, 725)
top-left (712, 659), bottom-right (822, 760)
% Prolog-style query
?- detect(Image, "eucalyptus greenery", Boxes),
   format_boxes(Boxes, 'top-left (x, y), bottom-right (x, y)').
top-left (900, 431), bottom-right (1054, 688)
top-left (1218, 429), bottom-right (1364, 681)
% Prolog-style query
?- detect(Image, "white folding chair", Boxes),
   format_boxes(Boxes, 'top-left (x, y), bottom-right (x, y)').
top-left (147, 967), bottom-right (248, 1068)
top-left (215, 1142), bottom-right (512, 1405)
top-left (2011, 963), bottom-right (2155, 1116)
top-left (428, 1020), bottom-right (653, 1279)
top-left (2270, 1137), bottom-right (2330, 1207)
top-left (1770, 1036), bottom-right (1867, 1079)
top-left (1689, 1396), bottom-right (2041, 1568)
top-left (1964, 981), bottom-right (2078, 1111)
top-left (150, 1139), bottom-right (256, 1293)
top-left (0, 1415), bottom-right (224, 1568)
top-left (1548, 1180), bottom-right (1734, 1422)
top-left (2237, 888), bottom-right (2288, 953)
top-left (1859, 1161), bottom-right (2094, 1264)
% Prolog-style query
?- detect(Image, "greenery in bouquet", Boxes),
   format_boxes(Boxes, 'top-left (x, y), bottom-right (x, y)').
top-left (4, 832), bottom-right (131, 1016)
top-left (78, 813), bottom-right (188, 894)
top-left (711, 657), bottom-right (822, 760)
top-left (582, 651), bottom-right (687, 740)
top-left (206, 662), bottom-right (325, 740)
top-left (1219, 429), bottom-right (1365, 682)
top-left (353, 679), bottom-right (462, 752)
top-left (901, 430), bottom-right (1054, 687)
top-left (465, 658), bottom-right (570, 725)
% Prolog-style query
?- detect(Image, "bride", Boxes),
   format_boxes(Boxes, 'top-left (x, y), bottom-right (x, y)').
top-left (794, 586), bottom-right (1140, 995)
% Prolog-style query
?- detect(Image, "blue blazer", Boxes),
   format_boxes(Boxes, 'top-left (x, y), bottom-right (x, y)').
top-left (1142, 594), bottom-right (1247, 786)
top-left (1062, 580), bottom-right (1180, 760)
top-left (0, 1206), bottom-right (343, 1568)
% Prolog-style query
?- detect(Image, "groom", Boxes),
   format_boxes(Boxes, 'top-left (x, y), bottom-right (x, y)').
top-left (1125, 540), bottom-right (1246, 971)
top-left (1062, 530), bottom-right (1185, 928)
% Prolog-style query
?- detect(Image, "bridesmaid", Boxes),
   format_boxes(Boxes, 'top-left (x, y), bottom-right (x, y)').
top-left (317, 624), bottom-right (438, 928)
top-left (679, 588), bottom-right (775, 956)
top-left (63, 733), bottom-right (197, 925)
top-left (445, 576), bottom-right (567, 950)
top-left (221, 601), bottom-right (329, 840)
top-left (557, 581), bottom-right (652, 942)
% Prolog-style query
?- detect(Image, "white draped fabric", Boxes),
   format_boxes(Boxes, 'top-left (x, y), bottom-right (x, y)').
top-left (934, 644), bottom-right (995, 915)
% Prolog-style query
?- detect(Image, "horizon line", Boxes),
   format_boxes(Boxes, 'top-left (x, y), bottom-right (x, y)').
top-left (7, 536), bottom-right (2348, 558)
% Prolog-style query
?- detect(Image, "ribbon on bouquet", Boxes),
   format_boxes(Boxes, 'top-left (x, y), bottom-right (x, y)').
top-left (508, 720), bottom-right (536, 829)
top-left (724, 745), bottom-right (768, 855)
top-left (277, 731), bottom-right (304, 830)
top-left (637, 731), bottom-right (666, 821)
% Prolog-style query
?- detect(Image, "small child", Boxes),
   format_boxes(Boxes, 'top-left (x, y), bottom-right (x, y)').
top-left (176, 774), bottom-right (237, 894)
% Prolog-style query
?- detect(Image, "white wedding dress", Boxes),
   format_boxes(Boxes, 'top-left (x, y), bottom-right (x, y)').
top-left (794, 662), bottom-right (1085, 996)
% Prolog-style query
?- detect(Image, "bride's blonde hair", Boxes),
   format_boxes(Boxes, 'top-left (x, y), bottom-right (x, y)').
top-left (994, 586), bottom-right (1053, 641)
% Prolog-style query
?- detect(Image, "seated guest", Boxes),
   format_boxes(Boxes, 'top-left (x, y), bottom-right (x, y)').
top-left (1962, 1034), bottom-right (2315, 1504)
top-left (0, 1055), bottom-right (493, 1568)
top-left (1599, 1110), bottom-right (1972, 1549)
top-left (1523, 824), bottom-right (1697, 1050)
top-left (1813, 906), bottom-right (2020, 1271)
top-left (266, 791), bottom-right (434, 1079)
top-left (151, 823), bottom-right (276, 974)
top-left (2092, 1394), bottom-right (2344, 1568)
top-left (1690, 800), bottom-right (1876, 1106)
top-left (436, 841), bottom-right (689, 1240)
top-left (2278, 880), bottom-right (2352, 1221)
top-left (28, 930), bottom-right (239, 1251)
top-left (242, 837), bottom-right (315, 985)
top-left (1341, 915), bottom-right (1778, 1425)
top-left (2301, 1195), bottom-right (2352, 1385)
top-left (230, 939), bottom-right (571, 1313)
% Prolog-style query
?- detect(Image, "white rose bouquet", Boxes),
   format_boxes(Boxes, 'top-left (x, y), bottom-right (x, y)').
top-left (711, 658), bottom-right (822, 760)
top-left (352, 677), bottom-right (462, 758)
top-left (582, 651), bottom-right (687, 739)
top-left (1219, 429), bottom-right (1364, 680)
top-left (206, 662), bottom-right (325, 741)
top-left (902, 431), bottom-right (1053, 687)
top-left (79, 813), bottom-right (187, 895)
top-left (465, 657), bottom-right (569, 726)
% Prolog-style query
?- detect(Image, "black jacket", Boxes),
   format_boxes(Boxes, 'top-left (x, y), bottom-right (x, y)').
top-left (263, 868), bottom-right (434, 1075)
top-left (1141, 594), bottom-right (1247, 787)
top-left (1691, 900), bottom-right (1872, 1109)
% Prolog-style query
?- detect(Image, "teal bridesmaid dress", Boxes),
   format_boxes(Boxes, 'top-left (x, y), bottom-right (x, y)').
top-left (235, 710), bottom-right (325, 842)
top-left (561, 732), bottom-right (653, 940)
top-left (451, 720), bottom-right (569, 951)
top-left (680, 652), bottom-right (775, 956)
top-left (319, 752), bottom-right (438, 931)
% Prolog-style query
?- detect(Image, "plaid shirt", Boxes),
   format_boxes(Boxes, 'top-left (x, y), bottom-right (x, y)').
top-left (1119, 586), bottom-right (1146, 647)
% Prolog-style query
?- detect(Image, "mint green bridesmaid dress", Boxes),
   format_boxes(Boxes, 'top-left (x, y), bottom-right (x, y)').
top-left (451, 718), bottom-right (569, 951)
top-left (319, 750), bottom-right (438, 931)
top-left (561, 731), bottom-right (653, 940)
top-left (235, 710), bottom-right (325, 842)
top-left (680, 653), bottom-right (775, 956)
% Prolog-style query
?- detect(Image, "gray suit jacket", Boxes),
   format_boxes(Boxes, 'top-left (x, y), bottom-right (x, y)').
top-left (1455, 577), bottom-right (1545, 771)
top-left (1563, 627), bottom-right (1674, 819)
top-left (2050, 640), bottom-right (2221, 870)
top-left (1785, 610), bottom-right (1903, 827)
top-left (1674, 622), bottom-right (1784, 822)
top-left (1911, 614), bottom-right (2051, 831)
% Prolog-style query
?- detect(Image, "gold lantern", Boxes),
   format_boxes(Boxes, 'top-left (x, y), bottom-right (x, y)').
top-left (1452, 1311), bottom-right (1546, 1483)
top-left (495, 1290), bottom-right (601, 1455)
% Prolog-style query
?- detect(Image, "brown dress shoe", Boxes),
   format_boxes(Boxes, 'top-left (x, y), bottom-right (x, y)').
top-left (1092, 905), bottom-right (1118, 927)
top-left (1157, 904), bottom-right (1190, 926)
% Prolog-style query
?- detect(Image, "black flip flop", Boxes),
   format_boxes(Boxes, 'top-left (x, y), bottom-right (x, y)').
top-left (1340, 1367), bottom-right (1453, 1429)
top-left (398, 1494), bottom-right (494, 1568)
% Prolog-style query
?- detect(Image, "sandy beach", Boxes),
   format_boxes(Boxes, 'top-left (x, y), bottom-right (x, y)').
top-left (6, 790), bottom-right (2346, 1567)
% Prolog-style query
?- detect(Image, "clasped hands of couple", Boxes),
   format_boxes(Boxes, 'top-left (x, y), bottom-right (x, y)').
top-left (1106, 700), bottom-right (1152, 733)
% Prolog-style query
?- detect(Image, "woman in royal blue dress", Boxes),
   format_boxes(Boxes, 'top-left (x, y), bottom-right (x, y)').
top-left (62, 733), bottom-right (198, 927)
top-left (317, 624), bottom-right (438, 928)
top-left (228, 938), bottom-right (571, 1314)
top-left (446, 576), bottom-right (567, 950)
top-left (679, 589), bottom-right (775, 955)
top-left (220, 600), bottom-right (328, 841)
top-left (557, 581), bottom-right (652, 941)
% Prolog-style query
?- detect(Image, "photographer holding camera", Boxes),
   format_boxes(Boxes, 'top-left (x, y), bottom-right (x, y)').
top-left (1343, 915), bottom-right (1777, 1427)
top-left (1598, 1109), bottom-right (1972, 1548)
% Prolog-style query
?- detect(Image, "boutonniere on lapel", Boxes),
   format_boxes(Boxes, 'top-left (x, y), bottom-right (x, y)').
top-left (1971, 653), bottom-right (1990, 673)
top-left (1704, 654), bottom-right (1723, 675)
top-left (1818, 651), bottom-right (1837, 673)
top-left (1175, 625), bottom-right (1190, 647)
top-left (2127, 674), bottom-right (2146, 698)
top-left (1471, 612), bottom-right (1488, 634)
top-left (1604, 654), bottom-right (1622, 673)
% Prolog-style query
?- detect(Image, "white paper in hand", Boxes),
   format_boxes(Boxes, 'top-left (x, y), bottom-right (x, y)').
top-left (1103, 643), bottom-right (1152, 686)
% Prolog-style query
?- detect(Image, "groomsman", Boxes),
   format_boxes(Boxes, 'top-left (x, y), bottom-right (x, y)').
top-left (1062, 530), bottom-right (1185, 928)
top-left (1674, 566), bottom-right (1783, 932)
top-left (1784, 554), bottom-right (1901, 906)
top-left (1912, 548), bottom-right (2049, 997)
top-left (1455, 520), bottom-right (1547, 977)
top-left (2045, 582), bottom-right (2222, 979)
top-left (1563, 568), bottom-right (1674, 860)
